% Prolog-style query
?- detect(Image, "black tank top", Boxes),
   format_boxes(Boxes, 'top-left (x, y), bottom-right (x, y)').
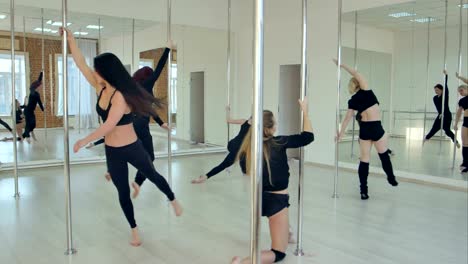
top-left (459, 96), bottom-right (468, 110)
top-left (96, 88), bottom-right (133, 125)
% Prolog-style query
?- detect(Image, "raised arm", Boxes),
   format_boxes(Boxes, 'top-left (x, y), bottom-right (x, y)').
top-left (456, 72), bottom-right (468, 85)
top-left (60, 27), bottom-right (98, 90)
top-left (443, 70), bottom-right (449, 105)
top-left (225, 105), bottom-right (247, 124)
top-left (74, 92), bottom-right (127, 152)
top-left (333, 59), bottom-right (368, 90)
top-left (283, 97), bottom-right (314, 149)
top-left (141, 45), bottom-right (172, 90)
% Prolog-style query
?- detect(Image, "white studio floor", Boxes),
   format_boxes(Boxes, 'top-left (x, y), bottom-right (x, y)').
top-left (0, 153), bottom-right (466, 264)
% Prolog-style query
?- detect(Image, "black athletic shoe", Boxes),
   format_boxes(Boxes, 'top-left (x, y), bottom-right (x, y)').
top-left (387, 177), bottom-right (399, 186)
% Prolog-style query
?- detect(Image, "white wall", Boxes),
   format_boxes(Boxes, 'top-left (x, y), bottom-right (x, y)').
top-left (101, 23), bottom-right (230, 146)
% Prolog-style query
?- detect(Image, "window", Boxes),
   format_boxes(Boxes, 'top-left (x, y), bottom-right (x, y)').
top-left (170, 63), bottom-right (177, 114)
top-left (56, 56), bottom-right (80, 116)
top-left (139, 59), bottom-right (153, 69)
top-left (0, 53), bottom-right (27, 116)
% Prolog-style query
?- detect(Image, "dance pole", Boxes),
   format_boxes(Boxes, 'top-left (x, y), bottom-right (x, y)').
top-left (98, 18), bottom-right (101, 54)
top-left (167, 0), bottom-right (173, 188)
top-left (132, 19), bottom-right (135, 72)
top-left (350, 11), bottom-right (357, 158)
top-left (10, 0), bottom-right (19, 199)
top-left (77, 31), bottom-right (81, 134)
top-left (41, 9), bottom-right (48, 149)
top-left (62, 0), bottom-right (76, 255)
top-left (422, 18), bottom-right (431, 143)
top-left (452, 1), bottom-right (464, 169)
top-left (226, 0), bottom-right (232, 145)
top-left (333, 0), bottom-right (343, 199)
top-left (294, 0), bottom-right (308, 257)
top-left (440, 0), bottom-right (448, 154)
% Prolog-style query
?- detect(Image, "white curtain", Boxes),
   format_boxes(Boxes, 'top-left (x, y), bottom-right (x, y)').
top-left (74, 39), bottom-right (98, 129)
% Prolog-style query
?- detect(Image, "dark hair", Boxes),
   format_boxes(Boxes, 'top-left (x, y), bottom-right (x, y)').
top-left (133, 66), bottom-right (153, 84)
top-left (93, 53), bottom-right (163, 116)
top-left (434, 84), bottom-right (443, 90)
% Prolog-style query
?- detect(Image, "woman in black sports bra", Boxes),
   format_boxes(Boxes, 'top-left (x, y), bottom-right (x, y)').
top-left (61, 28), bottom-right (182, 247)
top-left (334, 60), bottom-right (398, 200)
top-left (454, 73), bottom-right (468, 172)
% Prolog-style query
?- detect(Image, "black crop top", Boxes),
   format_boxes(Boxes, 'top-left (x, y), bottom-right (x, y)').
top-left (96, 88), bottom-right (133, 126)
top-left (262, 132), bottom-right (314, 192)
top-left (459, 96), bottom-right (468, 110)
top-left (348, 89), bottom-right (379, 115)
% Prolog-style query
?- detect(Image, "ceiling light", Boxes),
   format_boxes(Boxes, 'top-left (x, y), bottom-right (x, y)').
top-left (0, 14), bottom-right (7, 20)
top-left (458, 4), bottom-right (468, 9)
top-left (34, 27), bottom-right (53, 32)
top-left (86, 25), bottom-right (103, 30)
top-left (388, 12), bottom-right (416, 18)
top-left (46, 20), bottom-right (72, 27)
top-left (74, 31), bottom-right (89, 36)
top-left (411, 18), bottom-right (436, 23)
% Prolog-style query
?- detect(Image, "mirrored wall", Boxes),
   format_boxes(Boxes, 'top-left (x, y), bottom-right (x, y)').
top-left (0, 2), bottom-right (231, 171)
top-left (339, 0), bottom-right (468, 182)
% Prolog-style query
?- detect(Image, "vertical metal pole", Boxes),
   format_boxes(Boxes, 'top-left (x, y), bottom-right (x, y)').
top-left (453, 1), bottom-right (463, 168)
top-left (98, 18), bottom-right (101, 54)
top-left (10, 0), bottom-right (19, 199)
top-left (333, 0), bottom-right (342, 199)
top-left (77, 31), bottom-right (81, 134)
top-left (62, 0), bottom-right (76, 255)
top-left (41, 9), bottom-right (48, 149)
top-left (251, 0), bottom-right (264, 262)
top-left (132, 19), bottom-right (135, 72)
top-left (423, 19), bottom-right (431, 142)
top-left (167, 0), bottom-right (173, 188)
top-left (440, 0), bottom-right (448, 153)
top-left (350, 11), bottom-right (357, 158)
top-left (294, 0), bottom-right (307, 257)
top-left (226, 0), bottom-right (231, 145)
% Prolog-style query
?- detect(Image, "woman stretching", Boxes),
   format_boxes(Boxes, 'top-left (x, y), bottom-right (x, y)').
top-left (335, 60), bottom-right (398, 200)
top-left (455, 73), bottom-right (468, 172)
top-left (86, 45), bottom-right (172, 197)
top-left (231, 98), bottom-right (314, 264)
top-left (191, 105), bottom-right (248, 184)
top-left (22, 72), bottom-right (44, 142)
top-left (62, 28), bottom-right (182, 246)
top-left (424, 70), bottom-right (459, 147)
top-left (1, 99), bottom-right (25, 142)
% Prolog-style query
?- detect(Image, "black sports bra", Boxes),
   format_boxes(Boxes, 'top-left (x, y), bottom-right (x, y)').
top-left (96, 88), bottom-right (133, 126)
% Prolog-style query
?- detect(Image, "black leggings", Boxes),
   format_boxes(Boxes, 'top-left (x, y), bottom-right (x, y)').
top-left (22, 112), bottom-right (36, 138)
top-left (134, 135), bottom-right (155, 186)
top-left (425, 115), bottom-right (456, 142)
top-left (206, 149), bottom-right (247, 178)
top-left (105, 140), bottom-right (174, 228)
top-left (0, 118), bottom-right (12, 132)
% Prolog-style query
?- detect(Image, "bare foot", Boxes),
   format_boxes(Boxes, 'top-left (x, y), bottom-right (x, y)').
top-left (171, 200), bottom-right (183, 216)
top-left (104, 172), bottom-right (111, 181)
top-left (231, 256), bottom-right (241, 264)
top-left (130, 228), bottom-right (142, 247)
top-left (25, 138), bottom-right (31, 144)
top-left (191, 175), bottom-right (207, 184)
top-left (131, 182), bottom-right (140, 199)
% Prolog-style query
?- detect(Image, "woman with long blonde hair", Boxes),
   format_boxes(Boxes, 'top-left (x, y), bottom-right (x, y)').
top-left (335, 59), bottom-right (398, 200)
top-left (231, 98), bottom-right (314, 264)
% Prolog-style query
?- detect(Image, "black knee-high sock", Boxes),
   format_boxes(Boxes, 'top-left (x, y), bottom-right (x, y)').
top-left (358, 161), bottom-right (369, 194)
top-left (378, 150), bottom-right (398, 186)
top-left (463, 147), bottom-right (468, 167)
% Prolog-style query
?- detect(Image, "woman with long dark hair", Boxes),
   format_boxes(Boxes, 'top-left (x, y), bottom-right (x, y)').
top-left (424, 70), bottom-right (459, 147)
top-left (231, 98), bottom-right (314, 264)
top-left (22, 72), bottom-right (44, 142)
top-left (335, 59), bottom-right (398, 200)
top-left (61, 28), bottom-right (182, 247)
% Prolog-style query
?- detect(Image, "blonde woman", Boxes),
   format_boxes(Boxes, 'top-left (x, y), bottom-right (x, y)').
top-left (454, 73), bottom-right (468, 172)
top-left (335, 59), bottom-right (398, 200)
top-left (231, 98), bottom-right (314, 264)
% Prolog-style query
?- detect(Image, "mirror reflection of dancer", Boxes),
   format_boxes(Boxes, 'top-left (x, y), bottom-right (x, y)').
top-left (86, 42), bottom-right (173, 197)
top-left (231, 98), bottom-right (314, 264)
top-left (1, 99), bottom-right (25, 142)
top-left (424, 70), bottom-right (459, 147)
top-left (62, 28), bottom-right (182, 247)
top-left (22, 72), bottom-right (44, 143)
top-left (454, 73), bottom-right (468, 173)
top-left (335, 60), bottom-right (398, 200)
top-left (191, 105), bottom-right (249, 184)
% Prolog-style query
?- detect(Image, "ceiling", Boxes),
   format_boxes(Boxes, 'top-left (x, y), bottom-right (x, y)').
top-left (343, 0), bottom-right (468, 31)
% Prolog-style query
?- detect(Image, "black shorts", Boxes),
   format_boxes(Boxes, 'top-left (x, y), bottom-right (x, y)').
top-left (262, 192), bottom-right (289, 218)
top-left (359, 121), bottom-right (385, 141)
top-left (464, 117), bottom-right (468, 128)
